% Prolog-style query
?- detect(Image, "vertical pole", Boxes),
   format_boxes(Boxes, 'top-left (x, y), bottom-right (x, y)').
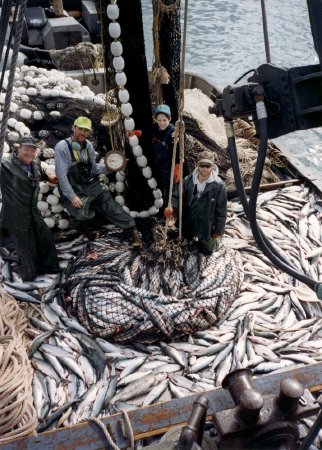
top-left (260, 0), bottom-right (271, 63)
top-left (178, 0), bottom-right (188, 239)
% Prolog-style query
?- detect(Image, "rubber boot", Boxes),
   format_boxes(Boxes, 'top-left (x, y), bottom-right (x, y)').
top-left (132, 228), bottom-right (142, 248)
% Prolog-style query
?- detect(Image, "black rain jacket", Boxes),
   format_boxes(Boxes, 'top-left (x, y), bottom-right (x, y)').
top-left (172, 167), bottom-right (227, 252)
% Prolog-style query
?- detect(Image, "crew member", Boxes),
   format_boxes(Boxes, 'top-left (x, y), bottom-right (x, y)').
top-left (164, 150), bottom-right (227, 254)
top-left (152, 104), bottom-right (179, 204)
top-left (0, 137), bottom-right (60, 281)
top-left (54, 116), bottom-right (142, 246)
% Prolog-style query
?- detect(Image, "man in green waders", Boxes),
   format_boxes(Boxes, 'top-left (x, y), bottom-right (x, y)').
top-left (54, 116), bottom-right (142, 246)
top-left (0, 137), bottom-right (60, 281)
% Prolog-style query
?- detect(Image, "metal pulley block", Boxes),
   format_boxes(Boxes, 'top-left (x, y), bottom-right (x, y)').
top-left (143, 395), bottom-right (217, 450)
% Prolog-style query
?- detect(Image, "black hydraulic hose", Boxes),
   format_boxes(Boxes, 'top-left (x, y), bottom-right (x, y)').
top-left (225, 122), bottom-right (250, 218)
top-left (248, 99), bottom-right (322, 297)
top-left (225, 120), bottom-right (299, 271)
top-left (0, 0), bottom-right (13, 77)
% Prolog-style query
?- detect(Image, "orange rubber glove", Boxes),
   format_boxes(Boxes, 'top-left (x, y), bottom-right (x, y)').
top-left (164, 207), bottom-right (173, 218)
top-left (128, 130), bottom-right (142, 138)
top-left (174, 164), bottom-right (181, 183)
top-left (48, 175), bottom-right (58, 184)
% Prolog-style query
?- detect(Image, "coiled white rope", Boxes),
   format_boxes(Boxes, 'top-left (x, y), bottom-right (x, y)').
top-left (0, 290), bottom-right (38, 444)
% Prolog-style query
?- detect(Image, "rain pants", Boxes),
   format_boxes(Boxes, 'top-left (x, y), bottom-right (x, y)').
top-left (59, 140), bottom-right (135, 234)
top-left (0, 154), bottom-right (60, 281)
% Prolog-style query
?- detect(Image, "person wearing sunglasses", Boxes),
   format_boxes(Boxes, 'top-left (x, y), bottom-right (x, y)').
top-left (164, 150), bottom-right (227, 254)
top-left (0, 136), bottom-right (60, 281)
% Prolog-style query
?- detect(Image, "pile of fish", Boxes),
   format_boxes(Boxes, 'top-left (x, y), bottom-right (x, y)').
top-left (1, 230), bottom-right (88, 305)
top-left (68, 228), bottom-right (244, 342)
top-left (1, 183), bottom-right (322, 435)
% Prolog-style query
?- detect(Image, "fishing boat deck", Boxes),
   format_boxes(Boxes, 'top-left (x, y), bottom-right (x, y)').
top-left (273, 128), bottom-right (322, 194)
top-left (1, 361), bottom-right (322, 450)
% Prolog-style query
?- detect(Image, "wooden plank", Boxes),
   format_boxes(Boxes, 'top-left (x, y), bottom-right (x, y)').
top-left (2, 362), bottom-right (322, 449)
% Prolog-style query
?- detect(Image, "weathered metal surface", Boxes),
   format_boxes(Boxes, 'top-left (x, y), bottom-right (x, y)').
top-left (1, 362), bottom-right (322, 450)
top-left (213, 389), bottom-right (318, 438)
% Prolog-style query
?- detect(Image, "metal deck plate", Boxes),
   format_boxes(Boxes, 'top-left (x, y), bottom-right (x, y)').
top-left (1, 362), bottom-right (322, 450)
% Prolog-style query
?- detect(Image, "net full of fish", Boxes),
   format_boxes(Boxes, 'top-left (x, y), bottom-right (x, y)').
top-left (65, 228), bottom-right (244, 343)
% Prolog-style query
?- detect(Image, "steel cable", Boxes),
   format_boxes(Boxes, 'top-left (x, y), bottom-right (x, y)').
top-left (0, 0), bottom-right (28, 161)
top-left (0, 0), bottom-right (20, 91)
top-left (0, 0), bottom-right (13, 78)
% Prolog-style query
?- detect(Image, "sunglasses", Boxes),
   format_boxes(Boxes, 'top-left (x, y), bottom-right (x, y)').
top-left (198, 163), bottom-right (212, 168)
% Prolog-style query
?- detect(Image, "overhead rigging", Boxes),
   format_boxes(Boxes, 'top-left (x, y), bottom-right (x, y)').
top-left (0, 0), bottom-right (28, 160)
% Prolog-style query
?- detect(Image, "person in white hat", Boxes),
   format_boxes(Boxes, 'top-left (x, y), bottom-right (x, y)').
top-left (0, 137), bottom-right (60, 281)
top-left (164, 150), bottom-right (227, 254)
top-left (54, 116), bottom-right (142, 246)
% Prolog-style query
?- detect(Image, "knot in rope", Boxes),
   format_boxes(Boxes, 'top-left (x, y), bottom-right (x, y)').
top-left (151, 66), bottom-right (170, 86)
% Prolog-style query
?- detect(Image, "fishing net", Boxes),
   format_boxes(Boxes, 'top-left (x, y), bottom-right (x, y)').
top-left (224, 144), bottom-right (280, 190)
top-left (183, 113), bottom-right (231, 173)
top-left (50, 43), bottom-right (102, 71)
top-left (151, 0), bottom-right (181, 121)
top-left (67, 227), bottom-right (243, 343)
top-left (234, 118), bottom-right (289, 168)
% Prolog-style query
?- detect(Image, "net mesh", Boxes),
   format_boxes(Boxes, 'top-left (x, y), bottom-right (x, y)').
top-left (50, 43), bottom-right (102, 71)
top-left (158, 0), bottom-right (181, 122)
top-left (67, 227), bottom-right (243, 343)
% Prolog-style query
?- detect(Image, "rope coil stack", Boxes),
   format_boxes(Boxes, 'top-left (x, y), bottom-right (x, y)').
top-left (0, 290), bottom-right (37, 444)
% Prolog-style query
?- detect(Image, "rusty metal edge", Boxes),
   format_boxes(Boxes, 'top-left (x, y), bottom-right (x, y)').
top-left (1, 362), bottom-right (322, 450)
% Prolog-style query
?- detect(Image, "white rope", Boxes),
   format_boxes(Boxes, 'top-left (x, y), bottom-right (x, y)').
top-left (87, 417), bottom-right (120, 450)
top-left (0, 290), bottom-right (38, 444)
top-left (86, 409), bottom-right (135, 450)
